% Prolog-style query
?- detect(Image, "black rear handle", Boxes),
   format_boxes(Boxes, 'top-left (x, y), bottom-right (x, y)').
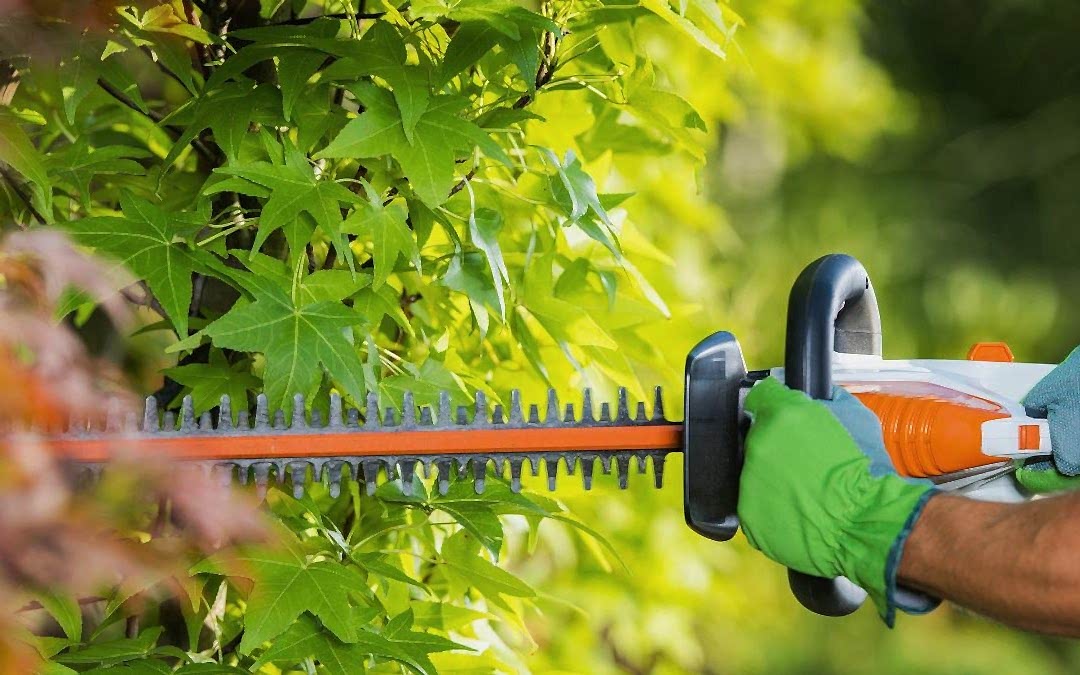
top-left (783, 253), bottom-right (882, 616)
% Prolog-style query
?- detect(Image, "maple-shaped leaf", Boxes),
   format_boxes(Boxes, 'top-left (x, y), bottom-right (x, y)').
top-left (276, 48), bottom-right (328, 121)
top-left (319, 22), bottom-right (431, 142)
top-left (45, 140), bottom-right (148, 207)
top-left (64, 192), bottom-right (212, 337)
top-left (316, 84), bottom-right (510, 208)
top-left (438, 0), bottom-right (558, 85)
top-left (162, 82), bottom-right (281, 167)
top-left (192, 540), bottom-right (371, 654)
top-left (343, 199), bottom-right (419, 289)
top-left (216, 145), bottom-right (361, 266)
top-left (252, 613), bottom-right (446, 675)
top-left (164, 349), bottom-right (259, 422)
top-left (439, 530), bottom-right (534, 612)
top-left (202, 274), bottom-right (366, 414)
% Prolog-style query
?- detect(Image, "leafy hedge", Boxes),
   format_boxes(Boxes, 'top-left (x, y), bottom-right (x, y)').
top-left (0, 0), bottom-right (732, 671)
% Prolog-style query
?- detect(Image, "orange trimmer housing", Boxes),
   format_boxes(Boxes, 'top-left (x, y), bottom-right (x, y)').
top-left (852, 384), bottom-right (1012, 478)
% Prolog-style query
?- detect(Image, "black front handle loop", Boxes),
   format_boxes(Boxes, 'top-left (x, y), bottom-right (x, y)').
top-left (784, 254), bottom-right (882, 617)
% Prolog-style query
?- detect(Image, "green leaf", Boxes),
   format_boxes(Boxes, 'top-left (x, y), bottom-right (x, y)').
top-left (217, 145), bottom-right (361, 265)
top-left (203, 275), bottom-right (366, 415)
top-left (135, 4), bottom-right (218, 44)
top-left (446, 0), bottom-right (558, 39)
top-left (82, 660), bottom-right (174, 675)
top-left (378, 359), bottom-right (463, 410)
top-left (319, 22), bottom-right (431, 142)
top-left (640, 0), bottom-right (732, 59)
top-left (468, 207), bottom-right (509, 319)
top-left (54, 627), bottom-right (162, 666)
top-left (383, 609), bottom-right (467, 675)
top-left (164, 348), bottom-right (259, 421)
top-left (193, 541), bottom-right (369, 653)
top-left (58, 37), bottom-right (100, 124)
top-left (443, 251), bottom-right (499, 334)
top-left (542, 148), bottom-right (622, 257)
top-left (0, 111), bottom-right (52, 216)
top-left (63, 192), bottom-right (212, 337)
top-left (434, 500), bottom-right (503, 558)
top-left (441, 530), bottom-right (534, 605)
top-left (99, 54), bottom-right (148, 113)
top-left (317, 84), bottom-right (509, 208)
top-left (521, 254), bottom-right (618, 350)
top-left (353, 284), bottom-right (412, 334)
top-left (343, 199), bottom-right (420, 289)
top-left (410, 601), bottom-right (491, 632)
top-left (45, 140), bottom-right (147, 207)
top-left (439, 22), bottom-right (501, 85)
top-left (163, 82), bottom-right (280, 167)
top-left (174, 665), bottom-right (249, 674)
top-left (351, 552), bottom-right (427, 590)
top-left (252, 614), bottom-right (432, 675)
top-left (36, 590), bottom-right (82, 643)
top-left (439, 1), bottom-right (554, 85)
top-left (277, 48), bottom-right (328, 121)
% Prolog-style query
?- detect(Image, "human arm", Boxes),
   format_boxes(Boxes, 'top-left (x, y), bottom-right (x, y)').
top-left (899, 492), bottom-right (1080, 637)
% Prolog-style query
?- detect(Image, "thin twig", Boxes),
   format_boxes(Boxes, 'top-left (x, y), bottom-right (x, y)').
top-left (447, 168), bottom-right (477, 199)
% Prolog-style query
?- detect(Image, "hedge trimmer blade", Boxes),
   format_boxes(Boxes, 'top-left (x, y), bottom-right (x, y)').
top-left (39, 387), bottom-right (682, 498)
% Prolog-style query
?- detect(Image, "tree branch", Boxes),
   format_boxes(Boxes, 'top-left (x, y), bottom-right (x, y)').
top-left (514, 5), bottom-right (560, 109)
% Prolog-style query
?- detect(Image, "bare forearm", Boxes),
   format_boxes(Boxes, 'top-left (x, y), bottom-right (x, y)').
top-left (898, 493), bottom-right (1080, 636)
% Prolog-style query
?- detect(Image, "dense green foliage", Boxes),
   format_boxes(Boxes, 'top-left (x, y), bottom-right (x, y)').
top-left (0, 0), bottom-right (735, 672)
top-left (5, 0), bottom-right (1080, 673)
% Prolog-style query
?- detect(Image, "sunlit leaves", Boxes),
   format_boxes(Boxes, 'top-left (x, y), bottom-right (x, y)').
top-left (193, 539), bottom-right (369, 653)
top-left (317, 85), bottom-right (509, 207)
top-left (63, 192), bottom-right (211, 337)
top-left (216, 146), bottom-right (361, 266)
top-left (165, 349), bottom-right (259, 421)
top-left (11, 0), bottom-right (730, 672)
top-left (203, 273), bottom-right (368, 413)
top-left (343, 199), bottom-right (419, 289)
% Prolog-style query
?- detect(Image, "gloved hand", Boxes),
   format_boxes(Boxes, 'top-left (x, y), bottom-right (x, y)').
top-left (1016, 347), bottom-right (1080, 492)
top-left (739, 377), bottom-right (938, 626)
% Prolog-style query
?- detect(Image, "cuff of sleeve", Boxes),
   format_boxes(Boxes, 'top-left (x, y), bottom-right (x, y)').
top-left (882, 489), bottom-right (940, 627)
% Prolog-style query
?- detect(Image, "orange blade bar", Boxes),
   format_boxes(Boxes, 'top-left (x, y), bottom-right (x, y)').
top-left (40, 424), bottom-right (686, 463)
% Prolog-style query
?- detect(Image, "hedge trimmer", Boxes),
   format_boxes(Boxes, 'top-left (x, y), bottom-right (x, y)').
top-left (25, 254), bottom-right (1056, 616)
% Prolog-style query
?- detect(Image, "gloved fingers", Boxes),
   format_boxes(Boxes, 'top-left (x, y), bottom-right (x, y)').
top-left (1049, 405), bottom-right (1080, 476)
top-left (1015, 461), bottom-right (1080, 493)
top-left (1022, 346), bottom-right (1080, 411)
top-left (743, 376), bottom-right (811, 419)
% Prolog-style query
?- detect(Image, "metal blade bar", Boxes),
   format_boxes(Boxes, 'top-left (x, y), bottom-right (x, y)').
top-left (30, 386), bottom-right (681, 496)
top-left (43, 424), bottom-right (683, 463)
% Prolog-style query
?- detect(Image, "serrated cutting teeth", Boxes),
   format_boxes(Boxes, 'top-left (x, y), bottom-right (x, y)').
top-left (40, 387), bottom-right (681, 497)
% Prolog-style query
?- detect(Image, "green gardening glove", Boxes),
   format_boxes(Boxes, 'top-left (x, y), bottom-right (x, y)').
top-left (1016, 346), bottom-right (1080, 493)
top-left (739, 377), bottom-right (938, 625)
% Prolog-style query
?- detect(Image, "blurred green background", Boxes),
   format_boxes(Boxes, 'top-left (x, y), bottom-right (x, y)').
top-left (514, 1), bottom-right (1080, 672)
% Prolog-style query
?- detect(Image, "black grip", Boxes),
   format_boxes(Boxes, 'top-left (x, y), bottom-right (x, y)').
top-left (683, 331), bottom-right (747, 541)
top-left (784, 254), bottom-right (881, 617)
